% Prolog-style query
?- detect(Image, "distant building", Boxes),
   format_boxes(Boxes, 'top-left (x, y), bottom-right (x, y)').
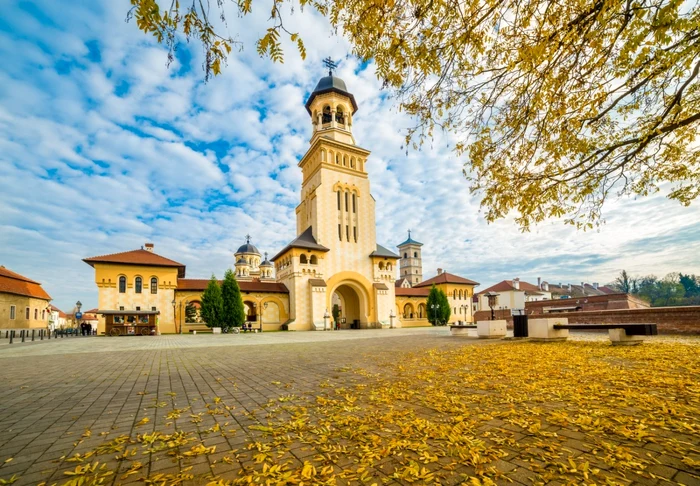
top-left (476, 278), bottom-right (552, 312)
top-left (0, 266), bottom-right (52, 329)
top-left (547, 282), bottom-right (618, 298)
top-left (48, 304), bottom-right (66, 330)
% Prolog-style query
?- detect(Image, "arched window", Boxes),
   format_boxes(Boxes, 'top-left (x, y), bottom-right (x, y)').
top-left (321, 149), bottom-right (326, 162)
top-left (414, 252), bottom-right (418, 258)
top-left (336, 106), bottom-right (345, 124)
top-left (404, 253), bottom-right (408, 259)
top-left (310, 255), bottom-right (318, 264)
top-left (119, 276), bottom-right (126, 293)
top-left (337, 191), bottom-right (341, 210)
top-left (151, 277), bottom-right (158, 294)
top-left (387, 263), bottom-right (392, 271)
top-left (135, 277), bottom-right (142, 294)
top-left (343, 155), bottom-right (347, 166)
top-left (345, 192), bottom-right (349, 211)
top-left (34, 309), bottom-right (38, 319)
top-left (352, 193), bottom-right (356, 213)
top-left (336, 154), bottom-right (340, 164)
top-left (453, 290), bottom-right (456, 299)
top-left (378, 262), bottom-right (385, 270)
top-left (300, 254), bottom-right (308, 264)
top-left (322, 105), bottom-right (332, 123)
top-left (350, 158), bottom-right (355, 168)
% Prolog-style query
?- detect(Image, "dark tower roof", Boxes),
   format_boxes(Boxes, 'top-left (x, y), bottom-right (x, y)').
top-left (397, 230), bottom-right (423, 247)
top-left (305, 75), bottom-right (358, 115)
top-left (236, 235), bottom-right (260, 255)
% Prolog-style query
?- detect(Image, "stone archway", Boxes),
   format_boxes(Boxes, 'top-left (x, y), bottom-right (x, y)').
top-left (331, 282), bottom-right (369, 329)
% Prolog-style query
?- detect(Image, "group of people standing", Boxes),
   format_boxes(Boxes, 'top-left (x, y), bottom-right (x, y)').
top-left (79, 322), bottom-right (94, 336)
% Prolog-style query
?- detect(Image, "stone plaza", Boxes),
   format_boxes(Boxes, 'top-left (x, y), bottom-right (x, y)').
top-left (0, 329), bottom-right (698, 485)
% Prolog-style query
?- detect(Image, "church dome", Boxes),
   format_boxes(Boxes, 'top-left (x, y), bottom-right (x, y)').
top-left (236, 257), bottom-right (248, 265)
top-left (313, 75), bottom-right (349, 93)
top-left (236, 235), bottom-right (260, 255)
top-left (260, 252), bottom-right (273, 267)
top-left (236, 243), bottom-right (260, 255)
top-left (305, 74), bottom-right (358, 115)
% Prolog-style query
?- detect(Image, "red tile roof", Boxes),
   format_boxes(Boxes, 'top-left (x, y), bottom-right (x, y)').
top-left (0, 266), bottom-right (52, 300)
top-left (414, 272), bottom-right (479, 288)
top-left (478, 279), bottom-right (540, 295)
top-left (83, 249), bottom-right (186, 277)
top-left (177, 279), bottom-right (289, 294)
top-left (50, 304), bottom-right (67, 318)
top-left (395, 287), bottom-right (430, 297)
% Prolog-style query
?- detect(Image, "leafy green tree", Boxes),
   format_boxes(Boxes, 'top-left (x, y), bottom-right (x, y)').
top-left (129, 0), bottom-right (700, 229)
top-left (438, 290), bottom-right (451, 325)
top-left (200, 275), bottom-right (223, 329)
top-left (426, 285), bottom-right (451, 325)
top-left (221, 269), bottom-right (246, 330)
top-left (679, 274), bottom-right (700, 297)
top-left (613, 270), bottom-right (636, 294)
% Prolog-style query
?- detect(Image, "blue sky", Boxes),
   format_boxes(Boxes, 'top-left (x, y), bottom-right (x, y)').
top-left (1, 0), bottom-right (699, 312)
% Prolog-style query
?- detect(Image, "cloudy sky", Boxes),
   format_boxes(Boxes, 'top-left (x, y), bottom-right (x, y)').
top-left (2, 1), bottom-right (699, 312)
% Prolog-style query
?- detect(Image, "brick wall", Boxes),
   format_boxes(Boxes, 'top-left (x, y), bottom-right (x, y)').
top-left (475, 306), bottom-right (700, 335)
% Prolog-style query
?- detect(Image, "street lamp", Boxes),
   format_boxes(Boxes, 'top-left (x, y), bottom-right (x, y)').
top-left (171, 298), bottom-right (176, 335)
top-left (484, 292), bottom-right (499, 321)
top-left (389, 309), bottom-right (395, 329)
top-left (430, 303), bottom-right (440, 326)
top-left (75, 301), bottom-right (82, 331)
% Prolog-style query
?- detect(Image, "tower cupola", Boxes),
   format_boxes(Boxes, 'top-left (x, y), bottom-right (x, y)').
top-left (305, 58), bottom-right (358, 145)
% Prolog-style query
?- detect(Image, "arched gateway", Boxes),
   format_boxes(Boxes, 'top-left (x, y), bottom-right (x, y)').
top-left (271, 67), bottom-right (399, 330)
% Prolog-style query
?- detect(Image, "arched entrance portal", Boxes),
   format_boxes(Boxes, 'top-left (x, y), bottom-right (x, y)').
top-left (331, 283), bottom-right (367, 329)
top-left (243, 300), bottom-right (257, 323)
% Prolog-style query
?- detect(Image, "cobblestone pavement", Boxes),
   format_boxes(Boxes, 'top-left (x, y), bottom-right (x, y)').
top-left (0, 329), bottom-right (697, 485)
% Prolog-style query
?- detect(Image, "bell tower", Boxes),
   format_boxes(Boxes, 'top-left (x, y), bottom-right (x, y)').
top-left (296, 61), bottom-right (374, 250)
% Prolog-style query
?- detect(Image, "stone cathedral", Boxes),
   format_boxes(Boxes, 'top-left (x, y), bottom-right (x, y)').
top-left (84, 69), bottom-right (479, 335)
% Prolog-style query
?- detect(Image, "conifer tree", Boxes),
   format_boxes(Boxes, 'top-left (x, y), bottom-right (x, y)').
top-left (200, 275), bottom-right (223, 329)
top-left (222, 269), bottom-right (246, 330)
top-left (438, 290), bottom-right (451, 325)
top-left (426, 285), bottom-right (440, 326)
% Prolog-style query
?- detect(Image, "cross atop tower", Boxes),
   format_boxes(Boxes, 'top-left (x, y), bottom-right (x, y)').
top-left (245, 234), bottom-right (251, 244)
top-left (407, 229), bottom-right (411, 239)
top-left (323, 57), bottom-right (337, 76)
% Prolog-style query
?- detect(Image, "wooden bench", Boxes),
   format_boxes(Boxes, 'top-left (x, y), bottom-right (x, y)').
top-left (530, 318), bottom-right (657, 345)
top-left (553, 323), bottom-right (657, 345)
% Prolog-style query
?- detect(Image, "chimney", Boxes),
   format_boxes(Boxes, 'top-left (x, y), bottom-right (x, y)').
top-left (513, 278), bottom-right (520, 290)
top-left (593, 282), bottom-right (599, 290)
top-left (537, 277), bottom-right (541, 288)
top-left (437, 268), bottom-right (443, 275)
top-left (543, 281), bottom-right (549, 291)
top-left (144, 243), bottom-right (154, 252)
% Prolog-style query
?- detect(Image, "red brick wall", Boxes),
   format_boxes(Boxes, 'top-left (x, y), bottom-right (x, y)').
top-left (475, 306), bottom-right (700, 334)
top-left (525, 293), bottom-right (649, 313)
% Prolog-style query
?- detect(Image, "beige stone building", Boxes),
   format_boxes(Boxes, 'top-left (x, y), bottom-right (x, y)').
top-left (0, 266), bottom-right (52, 329)
top-left (83, 70), bottom-right (481, 333)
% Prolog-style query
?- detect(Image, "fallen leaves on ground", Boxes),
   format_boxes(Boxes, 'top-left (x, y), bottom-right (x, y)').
top-left (29, 339), bottom-right (700, 485)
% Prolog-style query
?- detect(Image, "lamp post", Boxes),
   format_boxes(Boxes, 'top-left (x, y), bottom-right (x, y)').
top-left (75, 300), bottom-right (82, 333)
top-left (430, 303), bottom-right (440, 326)
top-left (484, 292), bottom-right (499, 321)
top-left (171, 298), bottom-right (176, 335)
top-left (389, 309), bottom-right (395, 329)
